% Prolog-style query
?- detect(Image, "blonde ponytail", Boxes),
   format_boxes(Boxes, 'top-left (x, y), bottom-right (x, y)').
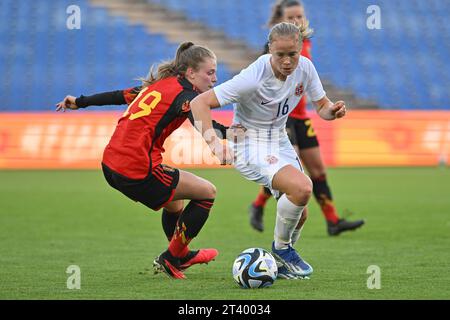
top-left (299, 18), bottom-right (313, 40)
top-left (141, 41), bottom-right (215, 87)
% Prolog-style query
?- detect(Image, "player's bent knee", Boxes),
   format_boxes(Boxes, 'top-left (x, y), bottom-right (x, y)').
top-left (210, 184), bottom-right (217, 199)
top-left (205, 182), bottom-right (217, 199)
top-left (290, 184), bottom-right (312, 205)
top-left (299, 185), bottom-right (313, 203)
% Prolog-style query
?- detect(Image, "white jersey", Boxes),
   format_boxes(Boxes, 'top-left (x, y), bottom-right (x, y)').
top-left (214, 54), bottom-right (326, 131)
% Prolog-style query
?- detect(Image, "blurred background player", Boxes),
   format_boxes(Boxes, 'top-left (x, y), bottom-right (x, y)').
top-left (56, 42), bottom-right (224, 279)
top-left (191, 22), bottom-right (348, 279)
top-left (248, 0), bottom-right (365, 237)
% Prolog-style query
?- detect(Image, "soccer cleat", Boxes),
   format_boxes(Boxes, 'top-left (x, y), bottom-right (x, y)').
top-left (277, 265), bottom-right (298, 279)
top-left (327, 218), bottom-right (365, 236)
top-left (153, 250), bottom-right (186, 279)
top-left (277, 267), bottom-right (310, 280)
top-left (271, 241), bottom-right (313, 277)
top-left (179, 248), bottom-right (219, 270)
top-left (248, 204), bottom-right (264, 232)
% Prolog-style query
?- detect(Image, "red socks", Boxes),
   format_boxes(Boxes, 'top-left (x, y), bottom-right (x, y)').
top-left (319, 196), bottom-right (339, 224)
top-left (253, 191), bottom-right (271, 208)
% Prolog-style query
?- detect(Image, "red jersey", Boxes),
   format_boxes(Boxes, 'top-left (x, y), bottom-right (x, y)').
top-left (289, 38), bottom-right (312, 120)
top-left (102, 76), bottom-right (197, 179)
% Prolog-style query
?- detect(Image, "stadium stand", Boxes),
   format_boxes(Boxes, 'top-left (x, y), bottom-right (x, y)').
top-left (0, 0), bottom-right (233, 111)
top-left (1, 0), bottom-right (448, 111)
top-left (148, 0), bottom-right (450, 110)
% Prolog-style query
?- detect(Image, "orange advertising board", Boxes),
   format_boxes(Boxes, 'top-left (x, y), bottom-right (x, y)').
top-left (330, 111), bottom-right (450, 166)
top-left (0, 110), bottom-right (448, 169)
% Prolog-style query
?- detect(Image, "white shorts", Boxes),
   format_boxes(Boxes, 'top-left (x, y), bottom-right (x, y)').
top-left (228, 130), bottom-right (303, 198)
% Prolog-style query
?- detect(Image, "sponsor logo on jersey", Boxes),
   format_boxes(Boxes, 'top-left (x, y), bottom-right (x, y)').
top-left (261, 100), bottom-right (273, 105)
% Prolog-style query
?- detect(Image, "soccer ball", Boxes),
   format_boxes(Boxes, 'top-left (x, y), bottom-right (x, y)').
top-left (232, 248), bottom-right (278, 289)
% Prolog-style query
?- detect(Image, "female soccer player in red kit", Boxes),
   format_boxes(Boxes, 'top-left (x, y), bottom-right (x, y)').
top-left (249, 0), bottom-right (364, 237)
top-left (56, 42), bottom-right (226, 279)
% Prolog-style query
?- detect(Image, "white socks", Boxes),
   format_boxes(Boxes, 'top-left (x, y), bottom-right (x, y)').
top-left (274, 194), bottom-right (305, 250)
top-left (291, 225), bottom-right (303, 246)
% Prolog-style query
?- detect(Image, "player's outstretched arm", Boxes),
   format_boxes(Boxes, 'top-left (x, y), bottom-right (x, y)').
top-left (313, 95), bottom-right (347, 120)
top-left (55, 95), bottom-right (78, 112)
top-left (55, 87), bottom-right (141, 112)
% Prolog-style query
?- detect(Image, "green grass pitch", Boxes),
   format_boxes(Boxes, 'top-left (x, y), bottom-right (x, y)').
top-left (0, 167), bottom-right (449, 299)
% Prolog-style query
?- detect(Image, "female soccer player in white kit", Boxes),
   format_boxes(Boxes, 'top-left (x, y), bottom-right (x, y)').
top-left (190, 22), bottom-right (347, 279)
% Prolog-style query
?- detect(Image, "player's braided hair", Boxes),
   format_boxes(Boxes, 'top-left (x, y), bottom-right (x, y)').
top-left (142, 42), bottom-right (216, 87)
top-left (268, 21), bottom-right (313, 46)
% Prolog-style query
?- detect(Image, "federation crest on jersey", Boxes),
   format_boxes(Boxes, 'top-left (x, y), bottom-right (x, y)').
top-left (265, 155), bottom-right (279, 165)
top-left (181, 100), bottom-right (191, 113)
top-left (295, 83), bottom-right (304, 96)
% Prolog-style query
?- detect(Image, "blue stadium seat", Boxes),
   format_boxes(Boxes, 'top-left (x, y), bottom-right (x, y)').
top-left (143, 0), bottom-right (450, 109)
top-left (1, 0), bottom-right (449, 110)
top-left (0, 0), bottom-right (234, 111)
